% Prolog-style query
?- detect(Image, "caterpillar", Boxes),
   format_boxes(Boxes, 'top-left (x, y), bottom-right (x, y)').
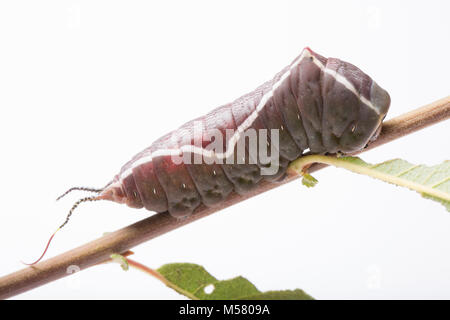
top-left (28, 47), bottom-right (390, 264)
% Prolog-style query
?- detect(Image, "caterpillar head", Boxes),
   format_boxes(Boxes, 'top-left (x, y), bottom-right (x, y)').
top-left (317, 51), bottom-right (390, 154)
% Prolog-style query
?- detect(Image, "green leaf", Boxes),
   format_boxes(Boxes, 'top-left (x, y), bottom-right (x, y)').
top-left (110, 254), bottom-right (129, 271)
top-left (302, 173), bottom-right (319, 188)
top-left (157, 263), bottom-right (313, 300)
top-left (242, 289), bottom-right (315, 300)
top-left (290, 155), bottom-right (450, 211)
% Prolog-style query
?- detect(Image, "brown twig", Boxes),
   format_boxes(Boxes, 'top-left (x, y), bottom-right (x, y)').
top-left (0, 96), bottom-right (449, 299)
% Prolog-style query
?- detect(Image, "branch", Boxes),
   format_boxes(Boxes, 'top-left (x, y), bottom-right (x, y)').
top-left (1, 96), bottom-right (449, 299)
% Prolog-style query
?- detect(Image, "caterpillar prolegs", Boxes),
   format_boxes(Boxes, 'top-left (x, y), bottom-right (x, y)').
top-left (71, 47), bottom-right (391, 219)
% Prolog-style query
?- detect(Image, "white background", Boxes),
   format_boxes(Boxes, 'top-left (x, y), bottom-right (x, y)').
top-left (0, 0), bottom-right (449, 299)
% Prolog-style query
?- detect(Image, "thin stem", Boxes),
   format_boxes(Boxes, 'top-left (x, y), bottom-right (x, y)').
top-left (126, 258), bottom-right (199, 300)
top-left (0, 96), bottom-right (449, 299)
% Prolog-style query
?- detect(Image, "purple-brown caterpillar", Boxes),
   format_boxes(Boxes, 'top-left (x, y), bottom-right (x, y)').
top-left (28, 47), bottom-right (390, 265)
top-left (96, 47), bottom-right (390, 218)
